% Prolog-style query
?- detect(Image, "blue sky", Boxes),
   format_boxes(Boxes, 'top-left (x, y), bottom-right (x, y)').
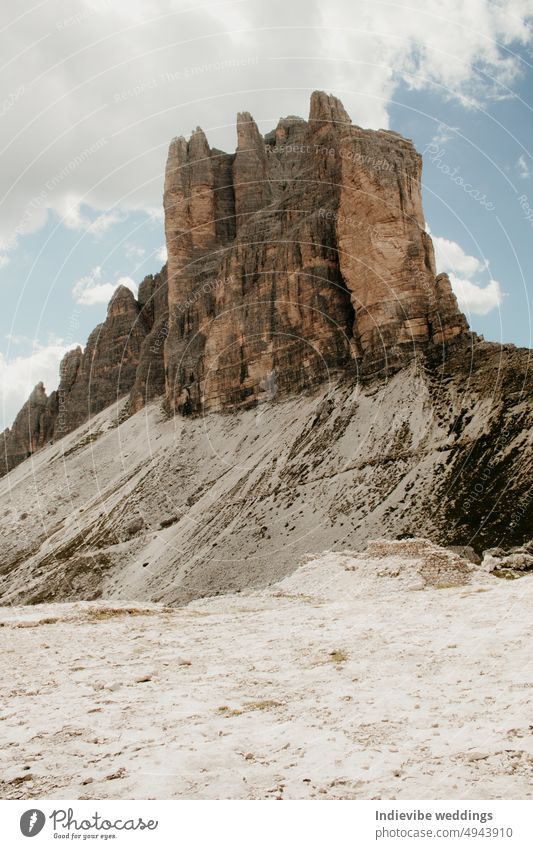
top-left (1, 0), bottom-right (532, 428)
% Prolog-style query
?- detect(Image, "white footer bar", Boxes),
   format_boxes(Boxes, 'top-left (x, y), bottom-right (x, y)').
top-left (2, 799), bottom-right (531, 848)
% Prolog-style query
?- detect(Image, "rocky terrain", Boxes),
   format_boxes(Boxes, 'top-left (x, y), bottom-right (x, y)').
top-left (0, 348), bottom-right (531, 607)
top-left (1, 540), bottom-right (531, 800)
top-left (0, 268), bottom-right (168, 476)
top-left (0, 91), bottom-right (531, 605)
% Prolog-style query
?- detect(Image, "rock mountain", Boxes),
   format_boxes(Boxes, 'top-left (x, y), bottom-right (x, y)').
top-left (0, 92), bottom-right (531, 604)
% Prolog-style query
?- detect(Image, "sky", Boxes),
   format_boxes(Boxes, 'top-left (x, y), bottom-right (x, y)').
top-left (1, 0), bottom-right (532, 428)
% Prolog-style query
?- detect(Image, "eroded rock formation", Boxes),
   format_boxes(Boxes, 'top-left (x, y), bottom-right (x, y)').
top-left (163, 91), bottom-right (469, 414)
top-left (1, 271), bottom-right (168, 475)
top-left (130, 267), bottom-right (169, 413)
top-left (0, 383), bottom-right (56, 475)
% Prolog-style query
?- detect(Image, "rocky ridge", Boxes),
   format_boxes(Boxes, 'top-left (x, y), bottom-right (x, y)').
top-left (0, 268), bottom-right (168, 476)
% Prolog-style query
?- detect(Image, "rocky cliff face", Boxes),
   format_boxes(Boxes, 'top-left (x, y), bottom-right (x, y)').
top-left (130, 267), bottom-right (169, 413)
top-left (163, 91), bottom-right (468, 414)
top-left (0, 270), bottom-right (168, 475)
top-left (0, 383), bottom-right (56, 475)
top-left (54, 285), bottom-right (149, 437)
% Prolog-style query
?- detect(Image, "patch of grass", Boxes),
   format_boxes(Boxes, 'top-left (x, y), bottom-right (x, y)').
top-left (10, 617), bottom-right (59, 628)
top-left (271, 591), bottom-right (317, 603)
top-left (492, 569), bottom-right (522, 580)
top-left (217, 699), bottom-right (282, 717)
top-left (434, 581), bottom-right (462, 589)
top-left (244, 699), bottom-right (282, 711)
top-left (87, 607), bottom-right (159, 621)
top-left (328, 649), bottom-right (349, 664)
top-left (217, 705), bottom-right (243, 717)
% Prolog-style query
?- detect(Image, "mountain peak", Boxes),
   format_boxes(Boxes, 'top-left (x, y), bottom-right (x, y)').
top-left (308, 90), bottom-right (352, 126)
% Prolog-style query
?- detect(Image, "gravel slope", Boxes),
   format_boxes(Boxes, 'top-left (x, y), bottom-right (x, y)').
top-left (1, 352), bottom-right (531, 607)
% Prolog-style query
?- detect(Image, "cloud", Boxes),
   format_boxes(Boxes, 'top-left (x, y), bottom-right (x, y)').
top-left (72, 266), bottom-right (137, 305)
top-left (125, 243), bottom-right (146, 259)
top-left (449, 275), bottom-right (503, 316)
top-left (86, 210), bottom-right (128, 237)
top-left (430, 123), bottom-right (459, 146)
top-left (517, 154), bottom-right (531, 179)
top-left (0, 338), bottom-right (82, 430)
top-left (432, 234), bottom-right (486, 276)
top-left (54, 196), bottom-right (126, 236)
top-left (432, 233), bottom-right (504, 315)
top-left (0, 0), bottom-right (531, 262)
top-left (156, 245), bottom-right (168, 263)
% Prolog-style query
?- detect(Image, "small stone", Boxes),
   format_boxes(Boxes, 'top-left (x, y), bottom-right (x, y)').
top-left (126, 517), bottom-right (144, 536)
top-left (468, 751), bottom-right (490, 762)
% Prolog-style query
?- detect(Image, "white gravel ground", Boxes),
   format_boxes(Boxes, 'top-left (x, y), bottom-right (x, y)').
top-left (0, 541), bottom-right (531, 800)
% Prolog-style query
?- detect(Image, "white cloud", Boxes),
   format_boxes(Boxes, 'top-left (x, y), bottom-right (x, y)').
top-left (430, 123), bottom-right (459, 146)
top-left (0, 255), bottom-right (10, 269)
top-left (0, 338), bottom-right (82, 430)
top-left (146, 208), bottom-right (165, 224)
top-left (517, 154), bottom-right (531, 179)
top-left (54, 196), bottom-right (126, 236)
top-left (156, 245), bottom-right (168, 263)
top-left (449, 275), bottom-right (503, 316)
top-left (432, 233), bottom-right (504, 315)
top-left (72, 267), bottom-right (137, 306)
top-left (432, 234), bottom-right (486, 276)
top-left (0, 0), bottom-right (531, 262)
top-left (86, 210), bottom-right (127, 237)
top-left (125, 243), bottom-right (146, 259)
